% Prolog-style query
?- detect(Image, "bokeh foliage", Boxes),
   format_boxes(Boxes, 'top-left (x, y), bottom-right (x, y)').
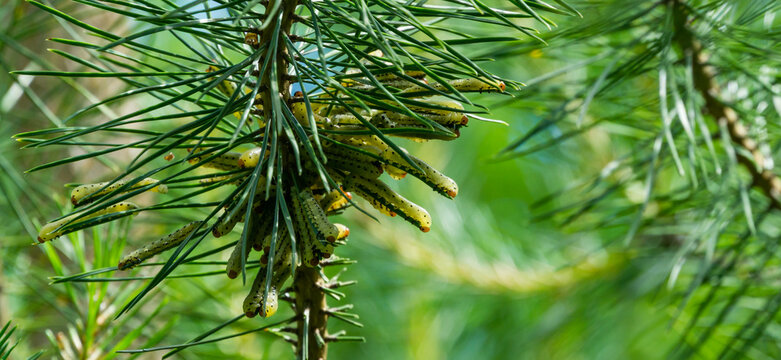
top-left (2, 0), bottom-right (781, 359)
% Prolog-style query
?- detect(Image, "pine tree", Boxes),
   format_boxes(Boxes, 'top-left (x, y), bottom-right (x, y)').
top-left (13, 0), bottom-right (575, 358)
top-left (10, 0), bottom-right (781, 358)
top-left (498, 0), bottom-right (781, 358)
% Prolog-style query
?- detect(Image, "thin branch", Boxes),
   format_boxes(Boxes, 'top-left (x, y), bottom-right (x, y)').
top-left (672, 1), bottom-right (781, 210)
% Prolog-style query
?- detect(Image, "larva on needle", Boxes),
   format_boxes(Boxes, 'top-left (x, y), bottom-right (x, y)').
top-left (71, 178), bottom-right (167, 206)
top-left (118, 221), bottom-right (202, 270)
top-left (39, 202), bottom-right (140, 243)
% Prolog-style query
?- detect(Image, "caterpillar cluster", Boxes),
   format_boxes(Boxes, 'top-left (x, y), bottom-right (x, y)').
top-left (36, 45), bottom-right (504, 320)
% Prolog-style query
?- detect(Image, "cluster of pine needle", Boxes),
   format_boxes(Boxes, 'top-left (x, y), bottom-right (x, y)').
top-left (35, 43), bottom-right (505, 319)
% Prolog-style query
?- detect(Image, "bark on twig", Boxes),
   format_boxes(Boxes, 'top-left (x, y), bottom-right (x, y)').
top-left (294, 267), bottom-right (329, 360)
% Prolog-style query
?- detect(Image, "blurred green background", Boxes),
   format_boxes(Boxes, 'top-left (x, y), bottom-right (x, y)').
top-left (0, 1), bottom-right (690, 359)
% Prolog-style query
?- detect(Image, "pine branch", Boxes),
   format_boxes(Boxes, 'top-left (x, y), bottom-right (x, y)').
top-left (672, 0), bottom-right (781, 210)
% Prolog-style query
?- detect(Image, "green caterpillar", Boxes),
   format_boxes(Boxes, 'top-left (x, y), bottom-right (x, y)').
top-left (243, 266), bottom-right (290, 318)
top-left (345, 175), bottom-right (432, 232)
top-left (38, 202), bottom-right (139, 243)
top-left (206, 65), bottom-right (237, 98)
top-left (118, 221), bottom-right (202, 270)
top-left (198, 175), bottom-right (244, 187)
top-left (71, 178), bottom-right (167, 206)
top-left (331, 113), bottom-right (368, 126)
top-left (244, 238), bottom-right (292, 318)
top-left (319, 188), bottom-right (352, 213)
top-left (260, 229), bottom-right (292, 266)
top-left (251, 211), bottom-right (275, 252)
top-left (237, 147), bottom-right (267, 168)
top-left (188, 148), bottom-right (242, 171)
top-left (383, 164), bottom-right (407, 180)
top-left (302, 190), bottom-right (339, 243)
top-left (401, 77), bottom-right (506, 95)
top-left (212, 199), bottom-right (248, 237)
top-left (290, 100), bottom-right (328, 125)
top-left (380, 148), bottom-right (458, 198)
top-left (375, 70), bottom-right (426, 83)
top-left (322, 145), bottom-right (383, 178)
top-left (291, 191), bottom-right (332, 266)
top-left (226, 238), bottom-right (253, 279)
top-left (370, 112), bottom-right (460, 141)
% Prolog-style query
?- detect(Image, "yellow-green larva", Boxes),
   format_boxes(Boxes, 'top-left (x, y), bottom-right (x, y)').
top-left (291, 191), bottom-right (331, 266)
top-left (382, 109), bottom-right (466, 128)
top-left (226, 237), bottom-right (253, 279)
top-left (290, 100), bottom-right (328, 125)
top-left (237, 147), bottom-right (268, 168)
top-left (328, 135), bottom-right (386, 157)
top-left (213, 199), bottom-right (248, 237)
top-left (188, 148), bottom-right (242, 171)
top-left (331, 113), bottom-right (366, 126)
top-left (251, 213), bottom-right (275, 252)
top-left (342, 175), bottom-right (396, 218)
top-left (302, 190), bottom-right (339, 243)
top-left (376, 70), bottom-right (426, 83)
top-left (118, 221), bottom-right (202, 270)
top-left (401, 77), bottom-right (506, 95)
top-left (264, 231), bottom-right (292, 266)
top-left (244, 242), bottom-right (292, 318)
top-left (383, 164), bottom-right (407, 180)
top-left (323, 145), bottom-right (384, 178)
top-left (206, 65), bottom-right (238, 98)
top-left (345, 175), bottom-right (432, 232)
top-left (319, 188), bottom-right (352, 213)
top-left (380, 148), bottom-right (458, 198)
top-left (407, 99), bottom-right (468, 126)
top-left (298, 241), bottom-right (318, 267)
top-left (243, 269), bottom-right (278, 318)
top-left (369, 112), bottom-right (460, 141)
top-left (71, 178), bottom-right (167, 206)
top-left (198, 175), bottom-right (243, 187)
top-left (38, 202), bottom-right (140, 243)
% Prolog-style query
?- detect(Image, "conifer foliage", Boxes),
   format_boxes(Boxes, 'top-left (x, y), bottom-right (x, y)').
top-left (15, 0), bottom-right (575, 357)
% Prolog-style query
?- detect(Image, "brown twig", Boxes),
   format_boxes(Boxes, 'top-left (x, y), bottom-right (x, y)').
top-left (671, 1), bottom-right (781, 209)
top-left (294, 267), bottom-right (330, 360)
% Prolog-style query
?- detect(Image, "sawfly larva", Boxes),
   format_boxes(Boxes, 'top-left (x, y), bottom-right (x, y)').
top-left (302, 190), bottom-right (339, 243)
top-left (188, 148), bottom-right (242, 171)
top-left (118, 221), bottom-right (202, 270)
top-left (244, 240), bottom-right (292, 317)
top-left (345, 175), bottom-right (432, 232)
top-left (291, 192), bottom-right (332, 266)
top-left (323, 145), bottom-right (383, 178)
top-left (319, 188), bottom-right (352, 213)
top-left (206, 65), bottom-right (238, 99)
top-left (383, 164), bottom-right (407, 180)
top-left (376, 70), bottom-right (426, 83)
top-left (237, 147), bottom-right (268, 168)
top-left (38, 202), bottom-right (139, 243)
top-left (401, 77), bottom-right (505, 95)
top-left (226, 238), bottom-right (253, 279)
top-left (71, 178), bottom-right (167, 206)
top-left (213, 199), bottom-right (247, 237)
top-left (380, 148), bottom-right (458, 198)
top-left (243, 270), bottom-right (278, 318)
